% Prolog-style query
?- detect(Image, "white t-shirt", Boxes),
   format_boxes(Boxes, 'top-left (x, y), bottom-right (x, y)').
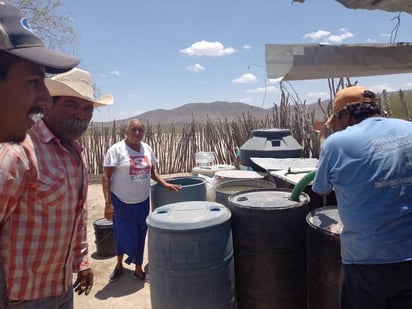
top-left (103, 140), bottom-right (157, 203)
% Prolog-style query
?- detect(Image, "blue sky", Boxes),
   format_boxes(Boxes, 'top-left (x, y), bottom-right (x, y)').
top-left (64, 0), bottom-right (412, 122)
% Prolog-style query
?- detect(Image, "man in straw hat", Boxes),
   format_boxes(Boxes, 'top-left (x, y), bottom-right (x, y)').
top-left (0, 1), bottom-right (80, 306)
top-left (0, 68), bottom-right (113, 308)
top-left (312, 86), bottom-right (412, 308)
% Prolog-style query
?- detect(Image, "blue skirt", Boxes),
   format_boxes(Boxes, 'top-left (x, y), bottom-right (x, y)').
top-left (111, 193), bottom-right (149, 265)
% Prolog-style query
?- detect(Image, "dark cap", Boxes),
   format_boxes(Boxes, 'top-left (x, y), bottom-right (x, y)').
top-left (0, 0), bottom-right (80, 73)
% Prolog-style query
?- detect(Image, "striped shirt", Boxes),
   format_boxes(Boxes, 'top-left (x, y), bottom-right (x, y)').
top-left (0, 120), bottom-right (89, 300)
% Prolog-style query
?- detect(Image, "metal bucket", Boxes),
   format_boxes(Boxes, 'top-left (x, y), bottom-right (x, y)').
top-left (93, 218), bottom-right (116, 257)
top-left (147, 201), bottom-right (235, 309)
top-left (215, 178), bottom-right (276, 207)
top-left (306, 206), bottom-right (341, 309)
top-left (228, 189), bottom-right (309, 309)
top-left (150, 176), bottom-right (207, 210)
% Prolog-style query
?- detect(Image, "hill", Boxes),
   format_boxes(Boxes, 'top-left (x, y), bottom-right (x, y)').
top-left (93, 100), bottom-right (331, 127)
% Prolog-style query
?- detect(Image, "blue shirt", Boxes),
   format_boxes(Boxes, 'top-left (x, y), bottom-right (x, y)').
top-left (313, 117), bottom-right (412, 264)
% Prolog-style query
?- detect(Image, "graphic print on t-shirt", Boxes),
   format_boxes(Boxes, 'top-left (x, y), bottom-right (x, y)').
top-left (129, 155), bottom-right (151, 181)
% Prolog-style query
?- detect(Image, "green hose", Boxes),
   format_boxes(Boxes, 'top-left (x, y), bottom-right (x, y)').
top-left (289, 170), bottom-right (317, 202)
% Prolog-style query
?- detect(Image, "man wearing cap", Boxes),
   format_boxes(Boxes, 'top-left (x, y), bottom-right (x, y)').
top-left (0, 67), bottom-right (113, 308)
top-left (0, 1), bottom-right (80, 307)
top-left (0, 0), bottom-right (80, 143)
top-left (312, 86), bottom-right (412, 308)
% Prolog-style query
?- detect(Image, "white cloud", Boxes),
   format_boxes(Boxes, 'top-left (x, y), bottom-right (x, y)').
top-left (232, 73), bottom-right (258, 84)
top-left (180, 40), bottom-right (236, 56)
top-left (110, 70), bottom-right (121, 77)
top-left (186, 63), bottom-right (205, 72)
top-left (246, 86), bottom-right (278, 94)
top-left (366, 38), bottom-right (377, 43)
top-left (328, 31), bottom-right (354, 43)
top-left (380, 33), bottom-right (391, 38)
top-left (303, 28), bottom-right (354, 44)
top-left (243, 45), bottom-right (252, 50)
top-left (303, 30), bottom-right (331, 40)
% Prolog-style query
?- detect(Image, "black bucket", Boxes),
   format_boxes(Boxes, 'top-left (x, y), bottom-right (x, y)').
top-left (93, 218), bottom-right (116, 258)
top-left (228, 188), bottom-right (309, 309)
top-left (306, 206), bottom-right (341, 309)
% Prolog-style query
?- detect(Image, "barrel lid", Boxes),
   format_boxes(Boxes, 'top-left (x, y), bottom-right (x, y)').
top-left (228, 189), bottom-right (309, 210)
top-left (192, 164), bottom-right (236, 173)
top-left (306, 206), bottom-right (342, 235)
top-left (151, 176), bottom-right (206, 188)
top-left (93, 218), bottom-right (113, 226)
top-left (215, 170), bottom-right (265, 179)
top-left (146, 201), bottom-right (231, 230)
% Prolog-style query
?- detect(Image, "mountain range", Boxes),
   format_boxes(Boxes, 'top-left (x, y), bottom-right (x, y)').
top-left (94, 100), bottom-right (331, 126)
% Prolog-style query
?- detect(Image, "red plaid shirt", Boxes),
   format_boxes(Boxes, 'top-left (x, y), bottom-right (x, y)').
top-left (0, 120), bottom-right (89, 300)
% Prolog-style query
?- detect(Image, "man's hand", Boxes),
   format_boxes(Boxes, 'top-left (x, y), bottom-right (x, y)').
top-left (73, 268), bottom-right (93, 296)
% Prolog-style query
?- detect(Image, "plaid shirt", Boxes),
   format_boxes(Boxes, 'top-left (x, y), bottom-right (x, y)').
top-left (0, 120), bottom-right (89, 300)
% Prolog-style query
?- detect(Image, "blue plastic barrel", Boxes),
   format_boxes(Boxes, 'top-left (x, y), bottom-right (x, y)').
top-left (150, 176), bottom-right (207, 210)
top-left (147, 201), bottom-right (235, 309)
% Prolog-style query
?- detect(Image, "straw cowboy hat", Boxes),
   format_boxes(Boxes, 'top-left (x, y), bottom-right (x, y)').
top-left (45, 68), bottom-right (114, 107)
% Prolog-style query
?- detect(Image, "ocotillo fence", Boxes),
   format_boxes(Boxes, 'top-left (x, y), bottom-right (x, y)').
top-left (80, 85), bottom-right (412, 175)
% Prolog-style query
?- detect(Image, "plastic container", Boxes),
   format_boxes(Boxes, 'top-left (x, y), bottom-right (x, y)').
top-left (306, 206), bottom-right (341, 309)
top-left (147, 201), bottom-right (235, 309)
top-left (214, 170), bottom-right (266, 185)
top-left (215, 179), bottom-right (276, 207)
top-left (239, 129), bottom-right (303, 171)
top-left (93, 218), bottom-right (116, 257)
top-left (151, 176), bottom-right (207, 210)
top-left (228, 189), bottom-right (309, 309)
top-left (192, 164), bottom-right (236, 178)
top-left (195, 152), bottom-right (215, 166)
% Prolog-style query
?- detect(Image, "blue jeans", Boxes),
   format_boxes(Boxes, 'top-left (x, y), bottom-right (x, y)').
top-left (9, 286), bottom-right (73, 309)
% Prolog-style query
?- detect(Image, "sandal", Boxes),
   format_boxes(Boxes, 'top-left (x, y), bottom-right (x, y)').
top-left (109, 267), bottom-right (124, 282)
top-left (134, 271), bottom-right (146, 280)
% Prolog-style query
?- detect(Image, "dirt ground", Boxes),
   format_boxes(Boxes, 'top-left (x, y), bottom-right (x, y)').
top-left (74, 180), bottom-right (152, 309)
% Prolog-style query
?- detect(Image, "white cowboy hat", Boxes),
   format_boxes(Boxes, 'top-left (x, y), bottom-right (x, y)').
top-left (45, 68), bottom-right (114, 107)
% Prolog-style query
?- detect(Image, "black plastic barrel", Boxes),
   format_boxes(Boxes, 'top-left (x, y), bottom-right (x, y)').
top-left (93, 218), bottom-right (116, 257)
top-left (306, 206), bottom-right (342, 309)
top-left (147, 201), bottom-right (235, 309)
top-left (239, 129), bottom-right (303, 171)
top-left (215, 179), bottom-right (276, 207)
top-left (228, 189), bottom-right (309, 309)
top-left (150, 176), bottom-right (207, 210)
